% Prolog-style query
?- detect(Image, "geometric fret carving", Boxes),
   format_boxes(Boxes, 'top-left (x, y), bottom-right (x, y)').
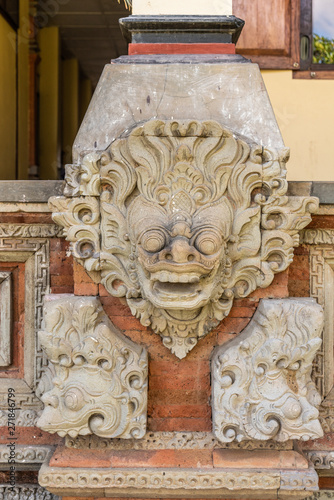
top-left (0, 271), bottom-right (12, 366)
top-left (0, 235), bottom-right (50, 425)
top-left (310, 244), bottom-right (334, 432)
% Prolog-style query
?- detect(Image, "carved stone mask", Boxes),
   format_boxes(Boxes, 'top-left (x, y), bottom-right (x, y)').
top-left (50, 119), bottom-right (318, 358)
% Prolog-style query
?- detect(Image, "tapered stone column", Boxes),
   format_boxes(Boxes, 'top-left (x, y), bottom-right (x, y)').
top-left (38, 5), bottom-right (322, 500)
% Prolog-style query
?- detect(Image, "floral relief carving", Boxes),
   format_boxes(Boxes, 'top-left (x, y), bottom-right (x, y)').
top-left (37, 295), bottom-right (148, 438)
top-left (212, 298), bottom-right (324, 443)
top-left (50, 119), bottom-right (318, 359)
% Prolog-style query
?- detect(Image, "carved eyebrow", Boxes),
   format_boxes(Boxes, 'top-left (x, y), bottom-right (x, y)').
top-left (136, 226), bottom-right (169, 243)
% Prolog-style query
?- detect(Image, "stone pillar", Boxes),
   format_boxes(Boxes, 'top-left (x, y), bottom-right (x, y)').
top-left (36, 7), bottom-right (324, 500)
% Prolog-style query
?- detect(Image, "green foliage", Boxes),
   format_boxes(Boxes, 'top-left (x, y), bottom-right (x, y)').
top-left (313, 34), bottom-right (334, 64)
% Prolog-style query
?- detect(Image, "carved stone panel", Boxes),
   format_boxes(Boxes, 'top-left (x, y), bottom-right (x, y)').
top-left (307, 238), bottom-right (334, 432)
top-left (212, 298), bottom-right (324, 442)
top-left (50, 119), bottom-right (318, 359)
top-left (0, 271), bottom-right (12, 366)
top-left (0, 236), bottom-right (51, 426)
top-left (37, 295), bottom-right (148, 439)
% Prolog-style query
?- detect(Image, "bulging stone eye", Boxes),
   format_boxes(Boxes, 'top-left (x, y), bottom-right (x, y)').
top-left (194, 231), bottom-right (221, 255)
top-left (63, 388), bottom-right (85, 411)
top-left (141, 230), bottom-right (166, 253)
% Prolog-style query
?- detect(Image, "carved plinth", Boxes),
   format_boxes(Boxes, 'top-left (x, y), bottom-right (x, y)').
top-left (38, 450), bottom-right (318, 500)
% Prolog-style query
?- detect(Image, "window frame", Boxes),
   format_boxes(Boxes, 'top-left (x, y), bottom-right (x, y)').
top-left (294, 0), bottom-right (334, 79)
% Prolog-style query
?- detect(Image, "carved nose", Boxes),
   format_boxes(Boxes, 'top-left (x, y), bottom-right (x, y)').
top-left (164, 237), bottom-right (197, 263)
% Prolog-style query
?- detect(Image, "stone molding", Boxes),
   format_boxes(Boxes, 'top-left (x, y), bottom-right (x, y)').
top-left (0, 445), bottom-right (52, 464)
top-left (212, 298), bottom-right (324, 442)
top-left (0, 224), bottom-right (63, 238)
top-left (0, 485), bottom-right (59, 500)
top-left (306, 492), bottom-right (334, 499)
top-left (301, 229), bottom-right (334, 245)
top-left (306, 451), bottom-right (334, 471)
top-left (50, 119), bottom-right (318, 359)
top-left (37, 295), bottom-right (148, 439)
top-left (65, 431), bottom-right (292, 450)
top-left (38, 460), bottom-right (318, 498)
top-left (0, 271), bottom-right (12, 366)
top-left (0, 237), bottom-right (51, 425)
top-left (309, 245), bottom-right (334, 431)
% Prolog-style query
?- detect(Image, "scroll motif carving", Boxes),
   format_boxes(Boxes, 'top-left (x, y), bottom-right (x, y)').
top-left (50, 119), bottom-right (318, 358)
top-left (212, 298), bottom-right (324, 442)
top-left (65, 431), bottom-right (292, 451)
top-left (37, 295), bottom-right (148, 438)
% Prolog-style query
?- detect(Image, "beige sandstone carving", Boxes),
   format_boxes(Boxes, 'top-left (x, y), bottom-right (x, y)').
top-left (50, 119), bottom-right (318, 358)
top-left (37, 295), bottom-right (148, 438)
top-left (39, 460), bottom-right (318, 498)
top-left (212, 298), bottom-right (324, 442)
top-left (65, 431), bottom-right (292, 451)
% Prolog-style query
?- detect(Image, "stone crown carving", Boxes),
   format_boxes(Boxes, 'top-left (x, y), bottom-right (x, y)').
top-left (37, 295), bottom-right (148, 438)
top-left (212, 298), bottom-right (324, 443)
top-left (50, 119), bottom-right (318, 358)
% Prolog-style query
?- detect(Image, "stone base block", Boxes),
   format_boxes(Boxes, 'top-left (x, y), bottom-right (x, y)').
top-left (39, 449), bottom-right (318, 499)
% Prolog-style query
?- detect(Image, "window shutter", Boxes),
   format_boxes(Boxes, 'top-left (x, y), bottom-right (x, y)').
top-left (233, 0), bottom-right (300, 69)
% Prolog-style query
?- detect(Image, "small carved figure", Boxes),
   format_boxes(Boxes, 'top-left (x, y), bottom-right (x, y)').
top-left (212, 298), bottom-right (324, 442)
top-left (37, 296), bottom-right (148, 438)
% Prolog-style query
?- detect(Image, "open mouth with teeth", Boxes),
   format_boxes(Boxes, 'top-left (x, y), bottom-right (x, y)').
top-left (150, 271), bottom-right (203, 302)
top-left (153, 281), bottom-right (201, 301)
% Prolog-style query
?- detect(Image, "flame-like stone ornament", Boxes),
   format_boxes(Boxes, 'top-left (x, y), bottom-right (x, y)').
top-left (37, 295), bottom-right (148, 438)
top-left (212, 298), bottom-right (324, 442)
top-left (50, 119), bottom-right (318, 358)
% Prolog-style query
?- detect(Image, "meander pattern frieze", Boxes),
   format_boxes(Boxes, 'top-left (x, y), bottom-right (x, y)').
top-left (0, 231), bottom-right (52, 425)
top-left (310, 245), bottom-right (334, 431)
top-left (51, 119), bottom-right (318, 359)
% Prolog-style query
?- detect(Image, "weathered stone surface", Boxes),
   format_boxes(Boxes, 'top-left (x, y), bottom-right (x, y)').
top-left (52, 119), bottom-right (318, 358)
top-left (38, 459), bottom-right (318, 498)
top-left (65, 431), bottom-right (293, 451)
top-left (0, 180), bottom-right (64, 202)
top-left (0, 236), bottom-right (51, 425)
top-left (37, 295), bottom-right (148, 439)
top-left (0, 485), bottom-right (60, 500)
top-left (212, 298), bottom-right (324, 442)
top-left (0, 271), bottom-right (11, 366)
top-left (73, 59), bottom-right (284, 161)
top-left (0, 445), bottom-right (52, 464)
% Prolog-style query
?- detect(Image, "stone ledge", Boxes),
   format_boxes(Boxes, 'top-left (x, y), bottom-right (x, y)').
top-left (38, 458), bottom-right (318, 499)
top-left (0, 181), bottom-right (64, 202)
top-left (0, 180), bottom-right (332, 205)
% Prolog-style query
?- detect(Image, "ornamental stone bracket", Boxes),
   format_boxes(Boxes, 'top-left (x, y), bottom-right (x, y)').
top-left (36, 295), bottom-right (148, 439)
top-left (49, 119), bottom-right (318, 359)
top-left (212, 298), bottom-right (324, 443)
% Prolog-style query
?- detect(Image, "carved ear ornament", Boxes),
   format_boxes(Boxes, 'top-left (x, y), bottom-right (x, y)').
top-left (50, 119), bottom-right (318, 359)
